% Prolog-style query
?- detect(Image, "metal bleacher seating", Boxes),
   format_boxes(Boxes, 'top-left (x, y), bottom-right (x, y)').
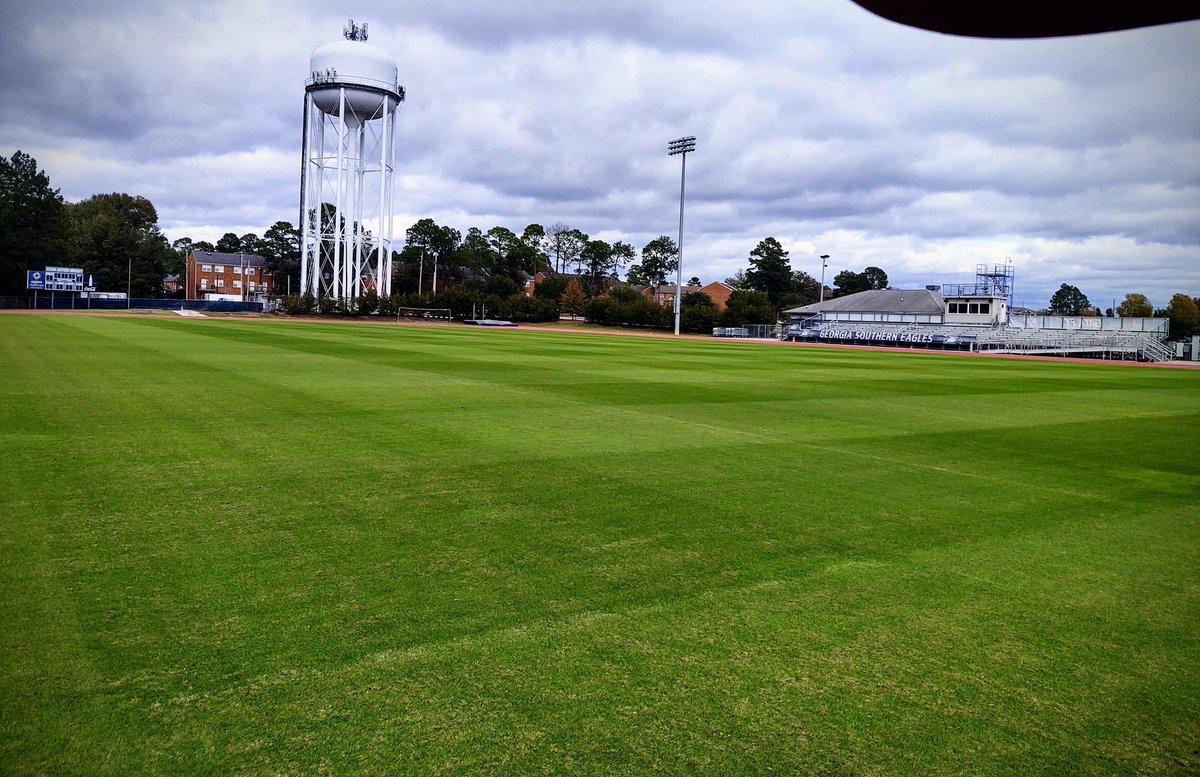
top-left (784, 316), bottom-right (1172, 362)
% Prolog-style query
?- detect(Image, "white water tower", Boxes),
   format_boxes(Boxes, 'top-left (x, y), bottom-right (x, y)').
top-left (300, 20), bottom-right (404, 302)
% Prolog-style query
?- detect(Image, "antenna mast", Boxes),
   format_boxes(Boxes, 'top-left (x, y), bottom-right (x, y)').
top-left (343, 19), bottom-right (368, 41)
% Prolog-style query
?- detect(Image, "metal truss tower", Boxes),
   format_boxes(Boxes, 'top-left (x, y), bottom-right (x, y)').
top-left (975, 262), bottom-right (1015, 307)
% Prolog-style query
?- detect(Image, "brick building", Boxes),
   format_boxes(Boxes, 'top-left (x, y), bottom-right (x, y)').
top-left (644, 281), bottom-right (734, 311)
top-left (646, 283), bottom-right (701, 307)
top-left (697, 281), bottom-right (733, 311)
top-left (185, 250), bottom-right (279, 301)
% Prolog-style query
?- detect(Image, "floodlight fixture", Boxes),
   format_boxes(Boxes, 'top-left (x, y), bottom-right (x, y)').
top-left (668, 136), bottom-right (696, 156)
top-left (667, 136), bottom-right (697, 335)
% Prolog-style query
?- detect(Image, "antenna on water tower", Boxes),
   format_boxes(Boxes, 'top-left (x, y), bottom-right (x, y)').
top-left (299, 21), bottom-right (403, 303)
top-left (344, 19), bottom-right (368, 41)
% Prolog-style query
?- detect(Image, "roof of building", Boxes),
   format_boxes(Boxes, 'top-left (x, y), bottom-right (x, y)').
top-left (537, 271), bottom-right (622, 289)
top-left (649, 284), bottom-right (703, 295)
top-left (784, 288), bottom-right (945, 315)
top-left (190, 250), bottom-right (267, 267)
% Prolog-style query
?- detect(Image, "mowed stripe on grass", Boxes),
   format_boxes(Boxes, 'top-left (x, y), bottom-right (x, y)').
top-left (1, 314), bottom-right (1197, 775)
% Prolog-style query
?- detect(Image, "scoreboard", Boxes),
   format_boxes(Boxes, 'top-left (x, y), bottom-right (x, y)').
top-left (44, 266), bottom-right (84, 291)
top-left (27, 266), bottom-right (84, 292)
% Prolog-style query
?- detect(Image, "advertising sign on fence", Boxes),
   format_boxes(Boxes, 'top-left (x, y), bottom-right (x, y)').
top-left (26, 270), bottom-right (45, 290)
top-left (787, 328), bottom-right (975, 346)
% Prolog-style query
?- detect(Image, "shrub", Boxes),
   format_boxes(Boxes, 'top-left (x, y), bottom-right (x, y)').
top-left (723, 289), bottom-right (776, 326)
top-left (681, 304), bottom-right (721, 333)
top-left (316, 295), bottom-right (346, 316)
top-left (284, 294), bottom-right (314, 315)
top-left (607, 286), bottom-right (644, 304)
top-left (584, 294), bottom-right (670, 328)
top-left (431, 287), bottom-right (484, 320)
top-left (378, 293), bottom-right (399, 317)
top-left (354, 290), bottom-right (380, 316)
top-left (465, 276), bottom-right (522, 299)
top-left (533, 275), bottom-right (571, 301)
top-left (501, 295), bottom-right (559, 323)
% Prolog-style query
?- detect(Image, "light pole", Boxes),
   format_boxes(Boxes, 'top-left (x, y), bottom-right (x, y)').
top-left (668, 136), bottom-right (696, 336)
top-left (819, 254), bottom-right (830, 303)
top-left (127, 255), bottom-right (132, 309)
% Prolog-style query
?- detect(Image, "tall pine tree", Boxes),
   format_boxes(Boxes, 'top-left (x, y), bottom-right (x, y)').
top-left (0, 151), bottom-right (72, 295)
top-left (744, 237), bottom-right (794, 308)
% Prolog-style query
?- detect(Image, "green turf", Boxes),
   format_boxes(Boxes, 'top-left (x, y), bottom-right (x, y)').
top-left (1, 314), bottom-right (1197, 775)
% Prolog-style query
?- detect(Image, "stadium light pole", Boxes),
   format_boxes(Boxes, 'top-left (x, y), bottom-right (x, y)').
top-left (127, 256), bottom-right (132, 309)
top-left (668, 136), bottom-right (696, 336)
top-left (819, 255), bottom-right (830, 303)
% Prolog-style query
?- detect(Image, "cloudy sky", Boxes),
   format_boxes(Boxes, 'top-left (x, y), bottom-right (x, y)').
top-left (2, 1), bottom-right (1197, 309)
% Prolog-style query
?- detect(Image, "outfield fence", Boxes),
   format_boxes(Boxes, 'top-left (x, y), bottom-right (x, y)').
top-left (1, 295), bottom-right (263, 313)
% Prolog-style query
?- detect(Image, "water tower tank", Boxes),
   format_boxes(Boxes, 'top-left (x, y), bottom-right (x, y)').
top-left (307, 34), bottom-right (400, 118)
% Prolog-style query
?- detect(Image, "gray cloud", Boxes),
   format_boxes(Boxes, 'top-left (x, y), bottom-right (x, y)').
top-left (1, 1), bottom-right (1196, 310)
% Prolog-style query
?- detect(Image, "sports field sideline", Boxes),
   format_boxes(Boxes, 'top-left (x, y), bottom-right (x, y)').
top-left (1, 313), bottom-right (1197, 774)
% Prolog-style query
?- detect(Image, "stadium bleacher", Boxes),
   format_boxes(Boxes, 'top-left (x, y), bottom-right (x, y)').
top-left (783, 316), bottom-right (1172, 362)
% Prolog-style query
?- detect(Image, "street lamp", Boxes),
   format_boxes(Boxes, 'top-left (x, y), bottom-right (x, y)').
top-left (819, 254), bottom-right (830, 303)
top-left (667, 136), bottom-right (696, 336)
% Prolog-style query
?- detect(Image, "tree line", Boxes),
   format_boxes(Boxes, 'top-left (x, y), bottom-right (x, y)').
top-left (0, 150), bottom-right (876, 317)
top-left (4, 150), bottom-right (1195, 338)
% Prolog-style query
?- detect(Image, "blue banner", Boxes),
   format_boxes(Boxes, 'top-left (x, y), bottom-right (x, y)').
top-left (787, 328), bottom-right (975, 346)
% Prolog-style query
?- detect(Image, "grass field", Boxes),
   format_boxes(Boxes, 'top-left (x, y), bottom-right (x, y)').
top-left (1, 313), bottom-right (1198, 775)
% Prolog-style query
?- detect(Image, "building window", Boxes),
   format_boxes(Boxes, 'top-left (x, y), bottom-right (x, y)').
top-left (247, 268), bottom-right (256, 276)
top-left (201, 279), bottom-right (208, 288)
top-left (980, 303), bottom-right (990, 314)
top-left (214, 265), bottom-right (224, 273)
top-left (234, 280), bottom-right (242, 289)
top-left (234, 266), bottom-right (242, 275)
top-left (201, 264), bottom-right (212, 272)
top-left (216, 279), bottom-right (224, 288)
top-left (969, 303), bottom-right (979, 314)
